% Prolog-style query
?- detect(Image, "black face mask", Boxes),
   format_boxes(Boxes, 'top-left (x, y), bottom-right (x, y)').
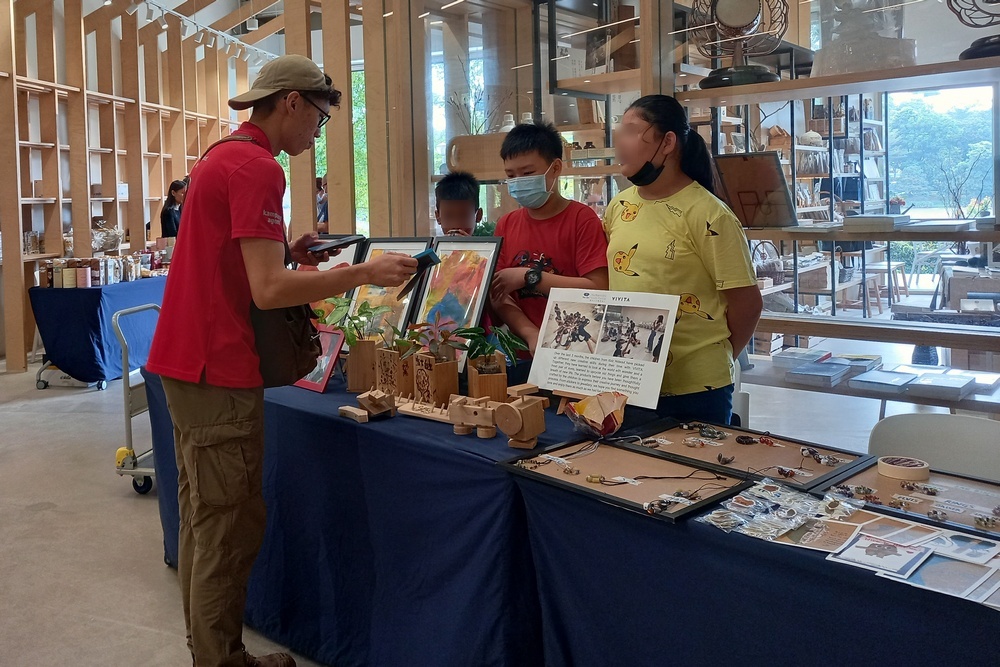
top-left (626, 134), bottom-right (668, 187)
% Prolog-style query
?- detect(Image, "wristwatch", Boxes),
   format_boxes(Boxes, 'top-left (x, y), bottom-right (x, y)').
top-left (524, 267), bottom-right (543, 289)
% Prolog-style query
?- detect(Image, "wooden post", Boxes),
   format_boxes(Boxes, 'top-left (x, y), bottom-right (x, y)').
top-left (322, 0), bottom-right (356, 234)
top-left (34, 2), bottom-right (62, 257)
top-left (0, 0), bottom-right (27, 370)
top-left (638, 0), bottom-right (672, 96)
top-left (164, 15), bottom-right (186, 193)
top-left (65, 0), bottom-right (92, 261)
top-left (285, 0), bottom-right (317, 239)
top-left (121, 11), bottom-right (147, 251)
top-left (363, 0), bottom-right (390, 236)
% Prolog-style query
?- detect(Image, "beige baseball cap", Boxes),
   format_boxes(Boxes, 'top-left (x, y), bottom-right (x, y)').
top-left (228, 54), bottom-right (337, 111)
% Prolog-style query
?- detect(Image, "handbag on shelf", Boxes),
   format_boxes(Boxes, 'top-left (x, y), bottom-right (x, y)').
top-left (751, 241), bottom-right (786, 286)
top-left (196, 135), bottom-right (322, 388)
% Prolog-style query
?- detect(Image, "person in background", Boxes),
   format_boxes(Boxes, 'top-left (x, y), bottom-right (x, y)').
top-left (604, 94), bottom-right (761, 426)
top-left (489, 121), bottom-right (609, 381)
top-left (160, 180), bottom-right (187, 238)
top-left (316, 174), bottom-right (329, 233)
top-left (434, 171), bottom-right (482, 236)
top-left (146, 55), bottom-right (416, 667)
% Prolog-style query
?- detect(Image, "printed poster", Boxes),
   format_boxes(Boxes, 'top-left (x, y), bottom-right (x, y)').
top-left (528, 288), bottom-right (680, 409)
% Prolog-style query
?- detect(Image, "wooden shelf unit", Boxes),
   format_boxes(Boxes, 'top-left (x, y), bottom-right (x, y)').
top-left (1, 2), bottom-right (250, 372)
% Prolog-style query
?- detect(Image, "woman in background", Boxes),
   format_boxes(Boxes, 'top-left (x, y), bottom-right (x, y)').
top-left (160, 180), bottom-right (187, 237)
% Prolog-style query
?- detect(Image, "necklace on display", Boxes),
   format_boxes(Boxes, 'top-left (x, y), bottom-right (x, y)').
top-left (643, 482), bottom-right (730, 515)
top-left (585, 468), bottom-right (726, 487)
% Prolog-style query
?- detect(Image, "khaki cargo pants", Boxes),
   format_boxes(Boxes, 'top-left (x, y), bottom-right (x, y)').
top-left (162, 377), bottom-right (267, 667)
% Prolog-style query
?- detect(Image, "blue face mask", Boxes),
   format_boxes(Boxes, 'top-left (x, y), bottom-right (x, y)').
top-left (506, 163), bottom-right (555, 209)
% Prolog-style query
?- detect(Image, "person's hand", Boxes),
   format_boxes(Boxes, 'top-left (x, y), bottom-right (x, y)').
top-left (444, 228), bottom-right (472, 237)
top-left (290, 231), bottom-right (341, 266)
top-left (365, 252), bottom-right (418, 287)
top-left (490, 267), bottom-right (528, 301)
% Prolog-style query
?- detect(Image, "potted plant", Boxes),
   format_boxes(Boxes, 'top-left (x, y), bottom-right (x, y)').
top-left (888, 195), bottom-right (906, 215)
top-left (329, 299), bottom-right (392, 393)
top-left (375, 324), bottom-right (421, 396)
top-left (403, 313), bottom-right (466, 406)
top-left (453, 327), bottom-right (528, 403)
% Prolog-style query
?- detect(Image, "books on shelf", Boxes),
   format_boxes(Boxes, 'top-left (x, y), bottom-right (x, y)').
top-left (891, 364), bottom-right (946, 376)
top-left (772, 348), bottom-right (833, 369)
top-left (786, 362), bottom-right (851, 388)
top-left (905, 221), bottom-right (972, 232)
top-left (905, 374), bottom-right (977, 401)
top-left (788, 221), bottom-right (844, 231)
top-left (946, 369), bottom-right (1000, 394)
top-left (848, 370), bottom-right (919, 394)
top-left (826, 354), bottom-right (883, 376)
top-left (843, 214), bottom-right (911, 232)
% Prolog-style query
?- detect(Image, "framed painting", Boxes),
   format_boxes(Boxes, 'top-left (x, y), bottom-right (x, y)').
top-left (293, 326), bottom-right (345, 393)
top-left (346, 237), bottom-right (434, 338)
top-left (412, 236), bottom-right (502, 371)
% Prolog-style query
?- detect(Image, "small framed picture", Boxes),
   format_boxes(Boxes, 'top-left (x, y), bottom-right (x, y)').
top-left (412, 236), bottom-right (502, 371)
top-left (294, 325), bottom-right (345, 393)
top-left (345, 237), bottom-right (433, 336)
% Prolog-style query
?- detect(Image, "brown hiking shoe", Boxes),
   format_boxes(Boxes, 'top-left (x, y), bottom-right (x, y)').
top-left (244, 651), bottom-right (296, 667)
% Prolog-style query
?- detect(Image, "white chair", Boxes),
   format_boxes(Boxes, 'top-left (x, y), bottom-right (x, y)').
top-left (868, 414), bottom-right (1000, 481)
top-left (909, 249), bottom-right (944, 288)
top-left (732, 363), bottom-right (750, 429)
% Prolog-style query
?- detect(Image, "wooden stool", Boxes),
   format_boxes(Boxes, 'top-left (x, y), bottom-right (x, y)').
top-left (866, 261), bottom-right (910, 303)
top-left (864, 274), bottom-right (883, 317)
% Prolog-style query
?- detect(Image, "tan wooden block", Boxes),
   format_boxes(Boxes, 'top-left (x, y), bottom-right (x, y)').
top-left (338, 406), bottom-right (369, 423)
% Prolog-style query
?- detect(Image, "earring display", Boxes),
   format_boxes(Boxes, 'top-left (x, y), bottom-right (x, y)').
top-left (504, 439), bottom-right (750, 523)
top-left (609, 419), bottom-right (871, 491)
top-left (819, 460), bottom-right (1000, 540)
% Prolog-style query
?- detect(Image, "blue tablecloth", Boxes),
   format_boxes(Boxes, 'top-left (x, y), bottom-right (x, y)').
top-left (30, 278), bottom-right (166, 383)
top-left (143, 371), bottom-right (577, 667)
top-left (514, 475), bottom-right (1000, 666)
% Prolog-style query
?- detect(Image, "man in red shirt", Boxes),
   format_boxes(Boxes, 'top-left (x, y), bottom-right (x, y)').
top-left (490, 122), bottom-right (609, 365)
top-left (146, 55), bottom-right (416, 667)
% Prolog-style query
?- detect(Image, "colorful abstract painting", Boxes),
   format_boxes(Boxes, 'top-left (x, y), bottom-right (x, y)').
top-left (413, 238), bottom-right (501, 371)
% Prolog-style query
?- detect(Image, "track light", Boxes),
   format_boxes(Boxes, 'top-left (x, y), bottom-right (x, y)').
top-left (206, 35), bottom-right (215, 48)
top-left (247, 17), bottom-right (259, 30)
top-left (181, 21), bottom-right (192, 37)
top-left (144, 5), bottom-right (156, 22)
top-left (125, 2), bottom-right (142, 15)
top-left (225, 41), bottom-right (234, 55)
top-left (158, 11), bottom-right (169, 29)
top-left (194, 29), bottom-right (204, 44)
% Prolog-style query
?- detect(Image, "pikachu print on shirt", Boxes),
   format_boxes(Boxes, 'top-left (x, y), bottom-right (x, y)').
top-left (602, 182), bottom-right (758, 396)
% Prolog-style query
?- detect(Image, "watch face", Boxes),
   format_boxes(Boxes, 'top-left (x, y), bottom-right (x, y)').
top-left (526, 269), bottom-right (542, 286)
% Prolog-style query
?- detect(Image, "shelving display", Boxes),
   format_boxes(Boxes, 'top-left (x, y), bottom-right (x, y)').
top-left (1, 1), bottom-right (254, 371)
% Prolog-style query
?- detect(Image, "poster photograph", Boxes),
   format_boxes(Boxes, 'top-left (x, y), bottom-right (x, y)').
top-left (528, 289), bottom-right (680, 409)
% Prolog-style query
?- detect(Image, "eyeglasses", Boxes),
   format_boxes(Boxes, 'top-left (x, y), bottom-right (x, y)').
top-left (301, 94), bottom-right (331, 129)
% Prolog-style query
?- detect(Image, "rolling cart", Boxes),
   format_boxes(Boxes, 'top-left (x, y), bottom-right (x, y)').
top-left (111, 304), bottom-right (161, 494)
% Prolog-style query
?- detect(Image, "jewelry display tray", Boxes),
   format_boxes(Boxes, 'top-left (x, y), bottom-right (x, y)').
top-left (502, 439), bottom-right (752, 524)
top-left (818, 462), bottom-right (1000, 541)
top-left (612, 419), bottom-right (874, 492)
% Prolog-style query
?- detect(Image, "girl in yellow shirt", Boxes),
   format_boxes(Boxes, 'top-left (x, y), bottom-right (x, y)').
top-left (604, 95), bottom-right (762, 425)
